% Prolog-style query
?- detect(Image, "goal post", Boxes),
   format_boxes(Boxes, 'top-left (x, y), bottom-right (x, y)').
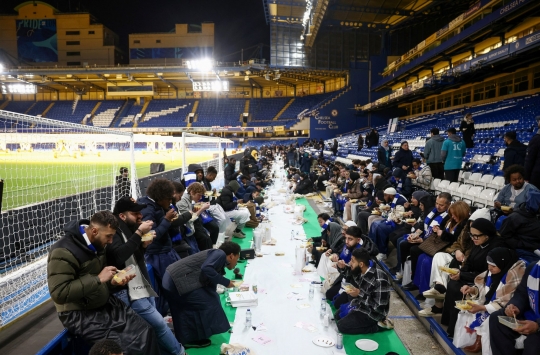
top-left (0, 109), bottom-right (139, 327)
top-left (181, 132), bottom-right (234, 190)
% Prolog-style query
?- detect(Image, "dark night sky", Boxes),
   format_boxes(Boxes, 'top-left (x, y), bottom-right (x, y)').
top-left (0, 0), bottom-right (270, 61)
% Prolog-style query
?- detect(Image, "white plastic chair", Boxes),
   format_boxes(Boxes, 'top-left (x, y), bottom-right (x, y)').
top-left (460, 171), bottom-right (471, 183)
top-left (487, 176), bottom-right (505, 190)
top-left (469, 173), bottom-right (483, 186)
top-left (475, 188), bottom-right (497, 208)
top-left (436, 180), bottom-right (450, 195)
top-left (478, 174), bottom-right (494, 188)
top-left (455, 184), bottom-right (472, 200)
top-left (448, 182), bottom-right (461, 195)
top-left (430, 178), bottom-right (441, 192)
top-left (463, 186), bottom-right (483, 205)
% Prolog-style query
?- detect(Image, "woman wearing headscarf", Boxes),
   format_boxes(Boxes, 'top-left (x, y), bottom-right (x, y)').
top-left (377, 139), bottom-right (392, 169)
top-left (440, 218), bottom-right (504, 338)
top-left (392, 141), bottom-right (414, 176)
top-left (460, 113), bottom-right (476, 148)
top-left (422, 209), bottom-right (492, 300)
top-left (456, 248), bottom-right (526, 353)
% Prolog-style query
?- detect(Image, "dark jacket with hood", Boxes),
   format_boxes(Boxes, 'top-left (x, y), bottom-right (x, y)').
top-left (217, 182), bottom-right (239, 211)
top-left (47, 219), bottom-right (111, 312)
top-left (373, 177), bottom-right (392, 203)
top-left (424, 135), bottom-right (444, 164)
top-left (300, 153), bottom-right (312, 173)
top-left (294, 177), bottom-right (313, 195)
top-left (224, 162), bottom-right (238, 184)
top-left (181, 163), bottom-right (203, 187)
top-left (392, 147), bottom-right (413, 173)
top-left (106, 217), bottom-right (154, 293)
top-left (500, 194), bottom-right (540, 252)
top-left (240, 149), bottom-right (259, 175)
top-left (138, 196), bottom-right (173, 255)
top-left (504, 140), bottom-right (527, 170)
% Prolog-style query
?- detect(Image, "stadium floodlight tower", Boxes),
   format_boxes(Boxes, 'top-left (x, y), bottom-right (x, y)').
top-left (186, 59), bottom-right (213, 72)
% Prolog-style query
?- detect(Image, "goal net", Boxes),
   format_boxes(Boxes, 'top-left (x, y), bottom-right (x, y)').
top-left (0, 110), bottom-right (138, 327)
top-left (180, 132), bottom-right (234, 190)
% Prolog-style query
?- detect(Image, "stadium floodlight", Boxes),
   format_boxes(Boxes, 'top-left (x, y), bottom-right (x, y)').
top-left (186, 59), bottom-right (213, 72)
top-left (6, 83), bottom-right (36, 94)
top-left (0, 63), bottom-right (3, 72)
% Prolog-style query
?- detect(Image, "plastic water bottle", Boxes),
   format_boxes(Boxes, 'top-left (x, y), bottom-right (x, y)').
top-left (290, 230), bottom-right (294, 240)
top-left (336, 333), bottom-right (343, 349)
top-left (309, 284), bottom-right (314, 299)
top-left (246, 309), bottom-right (252, 328)
top-left (320, 298), bottom-right (327, 317)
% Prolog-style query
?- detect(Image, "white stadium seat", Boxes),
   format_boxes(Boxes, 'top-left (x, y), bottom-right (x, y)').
top-left (430, 178), bottom-right (441, 191)
top-left (447, 182), bottom-right (461, 196)
top-left (488, 176), bottom-right (505, 190)
top-left (478, 174), bottom-right (494, 188)
top-left (463, 186), bottom-right (483, 205)
top-left (436, 180), bottom-right (450, 194)
top-left (469, 173), bottom-right (483, 186)
top-left (475, 188), bottom-right (498, 208)
top-left (455, 184), bottom-right (472, 200)
top-left (460, 171), bottom-right (471, 183)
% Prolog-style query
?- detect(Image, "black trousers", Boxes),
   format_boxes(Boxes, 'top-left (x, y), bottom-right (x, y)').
top-left (357, 210), bottom-right (372, 236)
top-left (325, 275), bottom-right (343, 302)
top-left (441, 278), bottom-right (466, 336)
top-left (444, 169), bottom-right (460, 183)
top-left (334, 310), bottom-right (379, 334)
top-left (203, 219), bottom-right (219, 245)
top-left (428, 162), bottom-right (445, 180)
top-left (490, 308), bottom-right (540, 355)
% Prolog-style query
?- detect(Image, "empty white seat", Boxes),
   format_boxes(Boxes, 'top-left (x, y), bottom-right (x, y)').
top-left (461, 171), bottom-right (471, 183)
top-left (476, 188), bottom-right (497, 208)
top-left (436, 180), bottom-right (450, 194)
top-left (448, 182), bottom-right (461, 194)
top-left (479, 174), bottom-right (494, 188)
top-left (488, 176), bottom-right (505, 190)
top-left (469, 173), bottom-right (483, 185)
top-left (456, 184), bottom-right (472, 200)
top-left (430, 178), bottom-right (441, 191)
top-left (463, 186), bottom-right (483, 204)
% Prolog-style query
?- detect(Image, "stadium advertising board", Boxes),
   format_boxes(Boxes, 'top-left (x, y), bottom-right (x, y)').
top-left (470, 44), bottom-right (510, 67)
top-left (273, 126), bottom-right (285, 132)
top-left (16, 19), bottom-right (58, 63)
top-left (510, 31), bottom-right (540, 54)
top-left (463, 1), bottom-right (482, 20)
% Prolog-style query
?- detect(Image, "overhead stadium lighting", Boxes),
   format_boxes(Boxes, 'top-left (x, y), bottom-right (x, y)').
top-left (192, 80), bottom-right (229, 92)
top-left (186, 59), bottom-right (213, 72)
top-left (3, 83), bottom-right (36, 94)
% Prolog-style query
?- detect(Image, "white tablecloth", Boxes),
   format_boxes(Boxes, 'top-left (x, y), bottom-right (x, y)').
top-left (228, 162), bottom-right (347, 355)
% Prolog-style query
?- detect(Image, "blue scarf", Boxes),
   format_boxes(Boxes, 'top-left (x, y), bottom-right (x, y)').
top-left (321, 220), bottom-right (330, 232)
top-left (526, 261), bottom-right (540, 321)
top-left (80, 225), bottom-right (97, 254)
top-left (469, 272), bottom-right (508, 330)
top-left (255, 203), bottom-right (261, 217)
top-left (343, 179), bottom-right (351, 192)
top-left (390, 176), bottom-right (403, 190)
top-left (339, 242), bottom-right (363, 263)
top-left (390, 193), bottom-right (403, 209)
top-left (183, 171), bottom-right (197, 188)
top-left (422, 208), bottom-right (448, 239)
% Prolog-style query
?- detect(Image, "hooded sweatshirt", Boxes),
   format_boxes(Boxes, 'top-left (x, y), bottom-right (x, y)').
top-left (441, 134), bottom-right (466, 170)
top-left (504, 140), bottom-right (527, 168)
top-left (424, 134), bottom-right (445, 164)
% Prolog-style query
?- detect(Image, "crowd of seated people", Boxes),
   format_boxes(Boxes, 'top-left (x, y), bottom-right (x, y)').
top-left (307, 118), bottom-right (540, 353)
top-left (44, 123), bottom-right (540, 355)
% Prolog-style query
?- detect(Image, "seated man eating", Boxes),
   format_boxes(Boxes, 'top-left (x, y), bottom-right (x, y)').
top-left (334, 248), bottom-right (392, 334)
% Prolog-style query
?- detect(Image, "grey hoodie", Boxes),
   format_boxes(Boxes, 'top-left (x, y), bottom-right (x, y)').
top-left (424, 134), bottom-right (445, 164)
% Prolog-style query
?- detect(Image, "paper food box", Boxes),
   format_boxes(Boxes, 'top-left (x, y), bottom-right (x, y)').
top-left (228, 291), bottom-right (258, 307)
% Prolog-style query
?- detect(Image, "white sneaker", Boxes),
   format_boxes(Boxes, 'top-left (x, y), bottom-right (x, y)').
top-left (232, 231), bottom-right (246, 239)
top-left (376, 253), bottom-right (387, 261)
top-left (418, 308), bottom-right (434, 317)
top-left (395, 272), bottom-right (403, 280)
top-left (423, 288), bottom-right (446, 300)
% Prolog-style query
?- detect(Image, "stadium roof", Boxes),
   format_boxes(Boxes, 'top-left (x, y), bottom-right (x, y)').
top-left (262, 0), bottom-right (438, 47)
top-left (0, 64), bottom-right (348, 93)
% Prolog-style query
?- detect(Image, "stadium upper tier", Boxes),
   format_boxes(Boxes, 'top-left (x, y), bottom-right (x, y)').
top-left (322, 94), bottom-right (540, 172)
top-left (0, 94), bottom-right (335, 128)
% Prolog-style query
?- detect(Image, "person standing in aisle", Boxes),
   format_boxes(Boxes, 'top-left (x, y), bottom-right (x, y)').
top-left (524, 116), bottom-right (540, 189)
top-left (460, 113), bottom-right (476, 148)
top-left (424, 128), bottom-right (445, 180)
top-left (441, 128), bottom-right (466, 183)
top-left (357, 134), bottom-right (364, 152)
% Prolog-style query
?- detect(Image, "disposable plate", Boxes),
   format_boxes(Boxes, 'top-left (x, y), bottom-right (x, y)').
top-left (312, 337), bottom-right (335, 347)
top-left (355, 339), bottom-right (379, 351)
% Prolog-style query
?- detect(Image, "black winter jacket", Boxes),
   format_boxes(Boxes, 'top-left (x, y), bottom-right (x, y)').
top-left (392, 148), bottom-right (413, 173)
top-left (524, 132), bottom-right (540, 183)
top-left (216, 185), bottom-right (237, 211)
top-left (138, 196), bottom-right (173, 255)
top-left (504, 140), bottom-right (527, 169)
top-left (500, 203), bottom-right (540, 252)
